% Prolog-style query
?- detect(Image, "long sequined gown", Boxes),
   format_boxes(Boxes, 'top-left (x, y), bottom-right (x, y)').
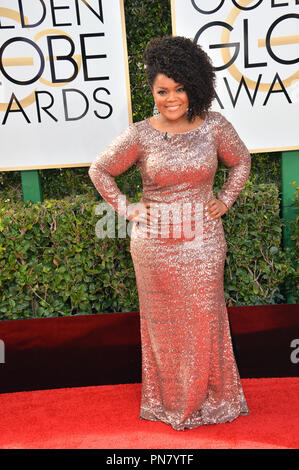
top-left (88, 110), bottom-right (251, 430)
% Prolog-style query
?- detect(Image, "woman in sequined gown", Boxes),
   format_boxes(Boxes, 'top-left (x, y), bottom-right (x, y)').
top-left (88, 36), bottom-right (251, 431)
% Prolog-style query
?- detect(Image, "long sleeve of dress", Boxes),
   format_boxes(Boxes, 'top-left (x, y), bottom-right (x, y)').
top-left (216, 114), bottom-right (251, 210)
top-left (88, 124), bottom-right (142, 218)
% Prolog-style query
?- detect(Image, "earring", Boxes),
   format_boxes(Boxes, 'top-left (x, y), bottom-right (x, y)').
top-left (153, 102), bottom-right (159, 119)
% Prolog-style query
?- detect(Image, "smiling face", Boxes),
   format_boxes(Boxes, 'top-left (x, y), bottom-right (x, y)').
top-left (151, 73), bottom-right (189, 123)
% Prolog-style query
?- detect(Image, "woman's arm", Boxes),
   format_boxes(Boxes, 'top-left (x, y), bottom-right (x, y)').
top-left (216, 113), bottom-right (251, 211)
top-left (88, 124), bottom-right (143, 218)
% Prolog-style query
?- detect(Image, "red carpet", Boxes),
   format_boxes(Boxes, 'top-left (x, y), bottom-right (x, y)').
top-left (0, 378), bottom-right (298, 449)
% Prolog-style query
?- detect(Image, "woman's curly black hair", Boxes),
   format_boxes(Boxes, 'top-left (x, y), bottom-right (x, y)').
top-left (143, 36), bottom-right (216, 122)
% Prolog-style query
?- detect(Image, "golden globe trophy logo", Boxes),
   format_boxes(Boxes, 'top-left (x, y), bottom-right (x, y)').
top-left (0, 0), bottom-right (130, 170)
top-left (172, 0), bottom-right (299, 152)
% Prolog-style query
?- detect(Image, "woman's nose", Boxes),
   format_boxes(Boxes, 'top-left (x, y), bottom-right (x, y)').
top-left (166, 91), bottom-right (178, 102)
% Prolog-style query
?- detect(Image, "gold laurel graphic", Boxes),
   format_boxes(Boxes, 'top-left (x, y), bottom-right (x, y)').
top-left (220, 0), bottom-right (299, 91)
top-left (2, 57), bottom-right (33, 66)
top-left (34, 29), bottom-right (82, 88)
top-left (0, 10), bottom-right (82, 111)
top-left (0, 7), bottom-right (27, 25)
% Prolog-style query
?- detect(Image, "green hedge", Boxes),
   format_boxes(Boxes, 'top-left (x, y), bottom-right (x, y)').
top-left (0, 181), bottom-right (297, 320)
top-left (0, 0), bottom-right (298, 319)
top-left (0, 195), bottom-right (138, 319)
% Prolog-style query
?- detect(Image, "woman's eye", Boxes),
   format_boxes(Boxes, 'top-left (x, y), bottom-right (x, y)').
top-left (157, 88), bottom-right (184, 95)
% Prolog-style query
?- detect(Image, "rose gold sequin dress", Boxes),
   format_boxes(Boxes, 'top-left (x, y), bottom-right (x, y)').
top-left (88, 111), bottom-right (251, 430)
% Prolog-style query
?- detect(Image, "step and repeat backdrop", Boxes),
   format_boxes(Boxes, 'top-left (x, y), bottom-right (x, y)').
top-left (172, 0), bottom-right (299, 152)
top-left (0, 0), bottom-right (131, 170)
top-left (0, 0), bottom-right (298, 171)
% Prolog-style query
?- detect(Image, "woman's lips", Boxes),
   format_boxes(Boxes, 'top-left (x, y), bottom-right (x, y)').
top-left (165, 105), bottom-right (180, 111)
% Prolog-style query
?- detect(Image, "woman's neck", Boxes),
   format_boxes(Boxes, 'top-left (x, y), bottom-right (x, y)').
top-left (149, 114), bottom-right (205, 133)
